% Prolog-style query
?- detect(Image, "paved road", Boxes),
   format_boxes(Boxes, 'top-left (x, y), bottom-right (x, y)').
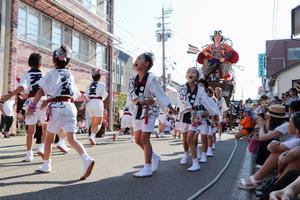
top-left (0, 132), bottom-right (250, 200)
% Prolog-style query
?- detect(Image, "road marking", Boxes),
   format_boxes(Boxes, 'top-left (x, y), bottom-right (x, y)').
top-left (187, 139), bottom-right (238, 200)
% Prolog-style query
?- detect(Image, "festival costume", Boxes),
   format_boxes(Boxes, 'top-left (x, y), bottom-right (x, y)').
top-left (19, 69), bottom-right (47, 125)
top-left (177, 83), bottom-right (219, 169)
top-left (84, 80), bottom-right (107, 144)
top-left (196, 31), bottom-right (239, 81)
top-left (120, 106), bottom-right (133, 129)
top-left (216, 96), bottom-right (228, 141)
top-left (19, 68), bottom-right (47, 161)
top-left (38, 68), bottom-right (80, 134)
top-left (37, 68), bottom-right (94, 178)
top-left (85, 81), bottom-right (108, 118)
top-left (128, 73), bottom-right (172, 133)
top-left (177, 83), bottom-right (220, 132)
top-left (128, 72), bottom-right (171, 177)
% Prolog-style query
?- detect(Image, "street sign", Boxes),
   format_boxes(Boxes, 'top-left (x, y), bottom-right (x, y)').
top-left (258, 53), bottom-right (266, 77)
top-left (291, 5), bottom-right (300, 38)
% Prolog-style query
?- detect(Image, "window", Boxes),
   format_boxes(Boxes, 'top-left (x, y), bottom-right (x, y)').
top-left (18, 5), bottom-right (27, 38)
top-left (63, 26), bottom-right (72, 48)
top-left (103, 47), bottom-right (108, 69)
top-left (115, 59), bottom-right (124, 86)
top-left (27, 9), bottom-right (39, 43)
top-left (16, 3), bottom-right (109, 69)
top-left (41, 15), bottom-right (52, 48)
top-left (52, 21), bottom-right (62, 49)
top-left (77, 0), bottom-right (99, 15)
top-left (112, 60), bottom-right (116, 84)
top-left (90, 0), bottom-right (98, 14)
top-left (89, 40), bottom-right (96, 65)
top-left (116, 59), bottom-right (120, 84)
top-left (72, 31), bottom-right (80, 60)
top-left (103, 0), bottom-right (111, 22)
top-left (120, 61), bottom-right (124, 85)
top-left (80, 35), bottom-right (89, 62)
top-left (96, 43), bottom-right (104, 68)
top-left (288, 47), bottom-right (300, 61)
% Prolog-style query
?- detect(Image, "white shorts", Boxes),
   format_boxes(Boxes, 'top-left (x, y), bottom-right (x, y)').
top-left (24, 99), bottom-right (47, 125)
top-left (133, 115), bottom-right (156, 133)
top-left (47, 103), bottom-right (77, 134)
top-left (188, 124), bottom-right (199, 133)
top-left (86, 99), bottom-right (104, 117)
top-left (208, 126), bottom-right (216, 136)
top-left (199, 124), bottom-right (209, 135)
top-left (121, 114), bottom-right (133, 129)
top-left (159, 114), bottom-right (166, 124)
top-left (179, 123), bottom-right (199, 133)
top-left (175, 121), bottom-right (183, 130)
top-left (180, 122), bottom-right (189, 133)
top-left (25, 109), bottom-right (47, 125)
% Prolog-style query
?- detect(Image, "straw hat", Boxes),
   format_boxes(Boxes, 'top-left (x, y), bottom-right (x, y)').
top-left (266, 104), bottom-right (289, 118)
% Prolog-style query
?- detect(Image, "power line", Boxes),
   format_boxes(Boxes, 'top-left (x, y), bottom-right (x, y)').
top-left (101, 1), bottom-right (159, 54)
top-left (265, 0), bottom-right (279, 59)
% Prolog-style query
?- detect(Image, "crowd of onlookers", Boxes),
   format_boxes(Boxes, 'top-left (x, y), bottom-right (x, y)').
top-left (234, 87), bottom-right (300, 200)
top-left (2, 84), bottom-right (300, 199)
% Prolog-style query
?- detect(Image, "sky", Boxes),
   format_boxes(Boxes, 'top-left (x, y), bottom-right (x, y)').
top-left (114, 0), bottom-right (300, 100)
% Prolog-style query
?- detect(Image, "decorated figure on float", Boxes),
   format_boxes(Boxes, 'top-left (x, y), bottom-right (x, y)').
top-left (188, 30), bottom-right (239, 81)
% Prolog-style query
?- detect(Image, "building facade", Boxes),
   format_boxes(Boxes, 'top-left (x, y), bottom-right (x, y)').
top-left (111, 48), bottom-right (133, 128)
top-left (265, 39), bottom-right (300, 95)
top-left (272, 62), bottom-right (300, 96)
top-left (1, 0), bottom-right (116, 129)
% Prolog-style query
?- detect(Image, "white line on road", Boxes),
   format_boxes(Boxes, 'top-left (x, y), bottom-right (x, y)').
top-left (187, 139), bottom-right (238, 200)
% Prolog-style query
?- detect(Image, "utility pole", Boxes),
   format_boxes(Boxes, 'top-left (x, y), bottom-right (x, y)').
top-left (162, 8), bottom-right (166, 92)
top-left (156, 5), bottom-right (172, 92)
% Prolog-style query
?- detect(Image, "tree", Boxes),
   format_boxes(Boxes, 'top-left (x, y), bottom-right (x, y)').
top-left (113, 93), bottom-right (127, 130)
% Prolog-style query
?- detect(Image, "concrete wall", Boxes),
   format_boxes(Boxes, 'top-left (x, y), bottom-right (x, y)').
top-left (274, 63), bottom-right (300, 95)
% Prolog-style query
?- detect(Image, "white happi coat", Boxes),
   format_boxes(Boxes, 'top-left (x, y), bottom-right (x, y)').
top-left (216, 96), bottom-right (228, 121)
top-left (176, 83), bottom-right (220, 120)
top-left (19, 69), bottom-right (46, 110)
top-left (128, 72), bottom-right (171, 120)
top-left (38, 68), bottom-right (80, 116)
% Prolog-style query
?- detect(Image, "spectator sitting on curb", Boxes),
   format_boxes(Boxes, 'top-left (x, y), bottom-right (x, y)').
top-left (259, 111), bottom-right (300, 199)
top-left (234, 108), bottom-right (255, 139)
top-left (238, 101), bottom-right (300, 190)
top-left (269, 175), bottom-right (300, 200)
top-left (255, 101), bottom-right (300, 143)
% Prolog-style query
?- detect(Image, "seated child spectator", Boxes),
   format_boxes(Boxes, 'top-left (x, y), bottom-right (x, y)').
top-left (235, 108), bottom-right (255, 139)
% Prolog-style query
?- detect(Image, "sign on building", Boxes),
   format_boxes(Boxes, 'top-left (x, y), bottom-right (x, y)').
top-left (292, 5), bottom-right (300, 38)
top-left (258, 53), bottom-right (266, 77)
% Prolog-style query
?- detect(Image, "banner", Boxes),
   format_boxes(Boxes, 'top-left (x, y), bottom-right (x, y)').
top-left (258, 53), bottom-right (266, 77)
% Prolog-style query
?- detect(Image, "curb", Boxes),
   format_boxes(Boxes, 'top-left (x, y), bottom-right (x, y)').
top-left (230, 141), bottom-right (254, 200)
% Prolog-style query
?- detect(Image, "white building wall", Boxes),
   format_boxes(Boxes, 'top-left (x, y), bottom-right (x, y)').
top-left (275, 64), bottom-right (300, 95)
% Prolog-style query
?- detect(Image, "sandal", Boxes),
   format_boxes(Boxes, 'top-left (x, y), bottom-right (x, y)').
top-left (238, 175), bottom-right (261, 190)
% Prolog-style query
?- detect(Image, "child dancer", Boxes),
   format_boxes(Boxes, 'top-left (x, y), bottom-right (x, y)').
top-left (207, 87), bottom-right (218, 150)
top-left (83, 69), bottom-right (108, 145)
top-left (198, 86), bottom-right (219, 162)
top-left (128, 52), bottom-right (175, 177)
top-left (173, 107), bottom-right (182, 139)
top-left (1, 53), bottom-right (47, 161)
top-left (26, 45), bottom-right (94, 180)
top-left (215, 87), bottom-right (228, 141)
top-left (118, 105), bottom-right (134, 143)
top-left (177, 67), bottom-right (220, 171)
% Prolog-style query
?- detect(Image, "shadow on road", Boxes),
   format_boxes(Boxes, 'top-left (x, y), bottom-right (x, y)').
top-left (0, 139), bottom-right (248, 200)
